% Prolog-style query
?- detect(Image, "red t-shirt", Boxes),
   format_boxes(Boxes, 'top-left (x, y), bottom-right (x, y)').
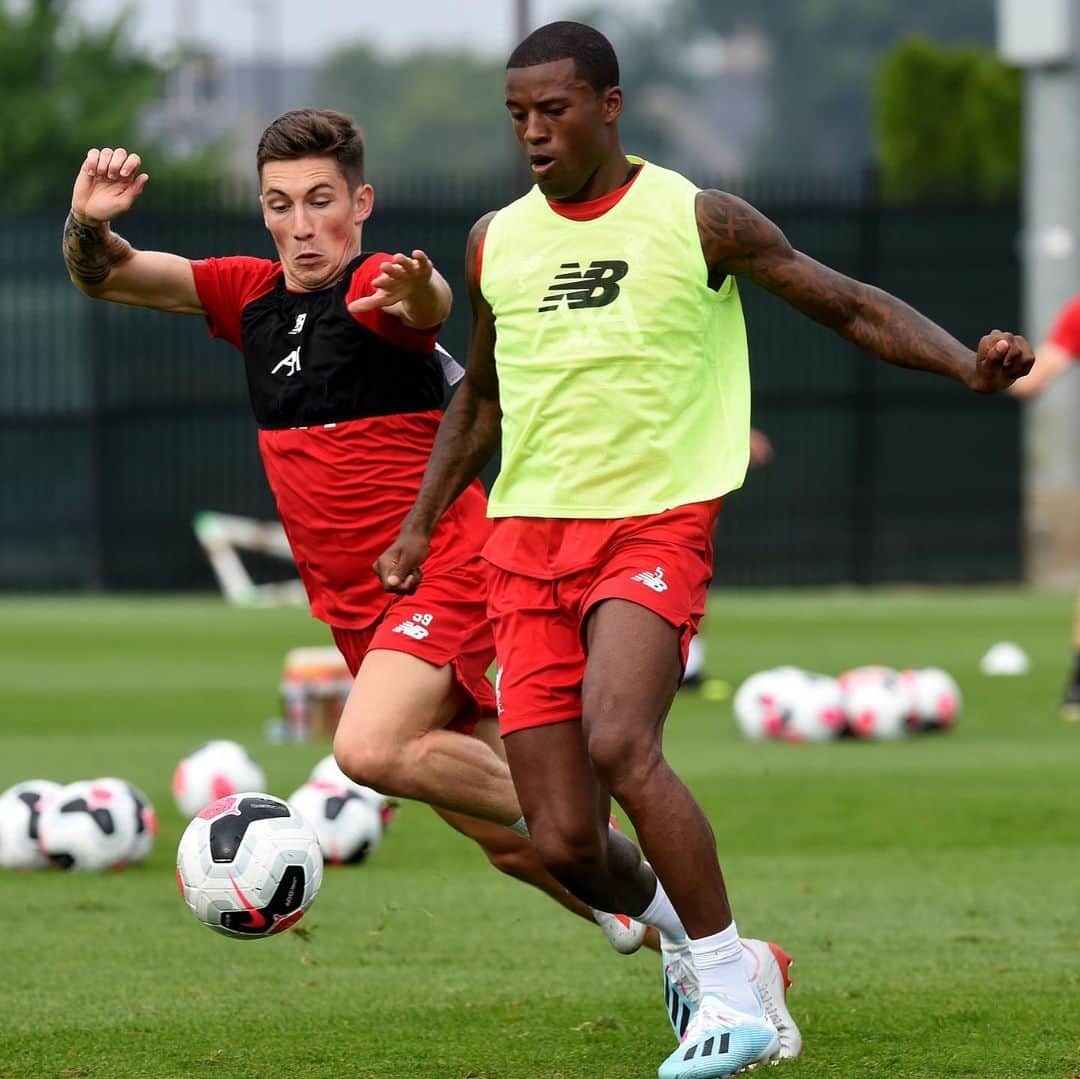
top-left (1048, 294), bottom-right (1080, 359)
top-left (191, 255), bottom-right (491, 629)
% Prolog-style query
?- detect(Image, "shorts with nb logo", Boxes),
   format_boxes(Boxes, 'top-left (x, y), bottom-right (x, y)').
top-left (483, 500), bottom-right (720, 736)
top-left (331, 556), bottom-right (497, 734)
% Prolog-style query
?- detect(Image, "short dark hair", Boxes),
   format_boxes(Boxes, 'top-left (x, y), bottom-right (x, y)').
top-left (257, 108), bottom-right (365, 188)
top-left (506, 21), bottom-right (619, 92)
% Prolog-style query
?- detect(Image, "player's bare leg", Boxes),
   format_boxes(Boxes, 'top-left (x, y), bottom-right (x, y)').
top-left (333, 649), bottom-right (522, 825)
top-left (335, 659), bottom-right (653, 951)
top-left (581, 599), bottom-right (732, 938)
top-left (433, 804), bottom-right (593, 916)
top-left (503, 599), bottom-right (782, 1069)
top-left (503, 720), bottom-right (663, 917)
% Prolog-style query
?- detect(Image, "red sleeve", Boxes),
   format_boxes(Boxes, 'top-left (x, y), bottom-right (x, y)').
top-left (1047, 295), bottom-right (1080, 359)
top-left (345, 252), bottom-right (441, 353)
top-left (190, 256), bottom-right (281, 350)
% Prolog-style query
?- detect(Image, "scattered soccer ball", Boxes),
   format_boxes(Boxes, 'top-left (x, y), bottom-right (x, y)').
top-left (288, 780), bottom-right (383, 865)
top-left (309, 754), bottom-right (395, 827)
top-left (176, 792), bottom-right (323, 939)
top-left (0, 779), bottom-right (61, 869)
top-left (172, 741), bottom-right (267, 819)
top-left (37, 778), bottom-right (140, 870)
top-left (902, 667), bottom-right (962, 731)
top-left (785, 675), bottom-right (846, 742)
top-left (841, 671), bottom-right (912, 740)
top-left (732, 667), bottom-right (808, 740)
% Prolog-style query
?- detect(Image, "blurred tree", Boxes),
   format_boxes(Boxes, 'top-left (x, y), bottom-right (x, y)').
top-left (316, 44), bottom-right (511, 184)
top-left (1, 0), bottom-right (163, 209)
top-left (674, 0), bottom-right (994, 173)
top-left (875, 37), bottom-right (1021, 202)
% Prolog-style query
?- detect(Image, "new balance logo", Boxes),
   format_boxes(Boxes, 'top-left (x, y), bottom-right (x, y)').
top-left (632, 566), bottom-right (669, 593)
top-left (287, 313), bottom-right (307, 335)
top-left (272, 347), bottom-right (302, 377)
top-left (391, 612), bottom-right (434, 641)
top-left (538, 259), bottom-right (629, 312)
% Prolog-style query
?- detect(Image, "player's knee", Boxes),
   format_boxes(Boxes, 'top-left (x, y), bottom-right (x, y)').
top-left (482, 840), bottom-right (539, 883)
top-left (531, 826), bottom-right (605, 887)
top-left (585, 720), bottom-right (662, 790)
top-left (332, 735), bottom-right (400, 796)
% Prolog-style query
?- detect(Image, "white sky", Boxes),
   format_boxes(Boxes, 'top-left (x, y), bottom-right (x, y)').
top-left (69, 0), bottom-right (668, 61)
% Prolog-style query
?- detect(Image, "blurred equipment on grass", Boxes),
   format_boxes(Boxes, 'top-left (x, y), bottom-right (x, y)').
top-left (979, 641), bottom-right (1031, 676)
top-left (193, 511), bottom-right (306, 608)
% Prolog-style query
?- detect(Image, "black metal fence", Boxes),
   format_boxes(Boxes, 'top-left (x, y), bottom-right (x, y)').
top-left (1, 174), bottom-right (1021, 592)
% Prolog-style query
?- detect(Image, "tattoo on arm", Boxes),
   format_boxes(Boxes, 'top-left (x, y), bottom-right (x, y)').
top-left (697, 190), bottom-right (976, 384)
top-left (63, 212), bottom-right (133, 288)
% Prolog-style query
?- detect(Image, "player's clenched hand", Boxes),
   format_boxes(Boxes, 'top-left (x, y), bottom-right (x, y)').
top-left (348, 250), bottom-right (436, 314)
top-left (71, 148), bottom-right (149, 225)
top-left (373, 530), bottom-right (430, 595)
top-left (968, 330), bottom-right (1034, 393)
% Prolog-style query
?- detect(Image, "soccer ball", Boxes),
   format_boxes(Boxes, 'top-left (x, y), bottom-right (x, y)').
top-left (733, 667), bottom-right (808, 740)
top-left (0, 779), bottom-right (61, 869)
top-left (176, 792), bottom-right (323, 939)
top-left (786, 675), bottom-right (846, 743)
top-left (902, 667), bottom-right (961, 732)
top-left (172, 741), bottom-right (267, 819)
top-left (289, 780), bottom-right (383, 865)
top-left (310, 754), bottom-right (395, 827)
top-left (124, 781), bottom-right (158, 864)
top-left (37, 778), bottom-right (140, 870)
top-left (836, 665), bottom-right (898, 694)
top-left (840, 670), bottom-right (912, 740)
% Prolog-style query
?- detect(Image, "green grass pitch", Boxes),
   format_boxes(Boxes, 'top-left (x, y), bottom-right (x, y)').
top-left (0, 590), bottom-right (1077, 1078)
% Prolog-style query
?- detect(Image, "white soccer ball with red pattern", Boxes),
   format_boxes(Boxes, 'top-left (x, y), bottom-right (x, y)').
top-left (0, 779), bottom-right (61, 869)
top-left (176, 792), bottom-right (323, 940)
top-left (786, 675), bottom-right (846, 742)
top-left (902, 667), bottom-right (962, 731)
top-left (309, 754), bottom-right (395, 827)
top-left (172, 741), bottom-right (266, 819)
top-left (841, 673), bottom-right (912, 740)
top-left (289, 780), bottom-right (383, 865)
top-left (37, 778), bottom-right (140, 870)
top-left (733, 667), bottom-right (808, 740)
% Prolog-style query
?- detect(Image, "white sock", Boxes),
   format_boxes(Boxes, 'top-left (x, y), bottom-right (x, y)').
top-left (689, 922), bottom-right (760, 1015)
top-left (509, 816), bottom-right (530, 838)
top-left (637, 878), bottom-right (687, 944)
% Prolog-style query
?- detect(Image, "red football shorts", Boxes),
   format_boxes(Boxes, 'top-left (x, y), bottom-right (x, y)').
top-left (331, 557), bottom-right (497, 735)
top-left (485, 501), bottom-right (720, 736)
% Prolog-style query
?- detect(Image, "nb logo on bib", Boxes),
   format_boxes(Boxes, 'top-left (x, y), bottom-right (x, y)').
top-left (539, 260), bottom-right (629, 313)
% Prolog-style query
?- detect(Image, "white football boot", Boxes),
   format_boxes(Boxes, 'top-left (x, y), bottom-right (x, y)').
top-left (741, 938), bottom-right (801, 1059)
top-left (662, 937), bottom-right (802, 1060)
top-left (658, 992), bottom-right (780, 1079)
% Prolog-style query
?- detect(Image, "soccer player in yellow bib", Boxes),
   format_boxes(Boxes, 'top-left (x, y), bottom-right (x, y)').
top-left (376, 21), bottom-right (1034, 1079)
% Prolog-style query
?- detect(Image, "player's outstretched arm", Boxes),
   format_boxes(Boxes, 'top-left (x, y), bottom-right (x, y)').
top-left (697, 189), bottom-right (1033, 393)
top-left (63, 147), bottom-right (203, 314)
top-left (346, 250), bottom-right (451, 328)
top-left (374, 214), bottom-right (502, 595)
